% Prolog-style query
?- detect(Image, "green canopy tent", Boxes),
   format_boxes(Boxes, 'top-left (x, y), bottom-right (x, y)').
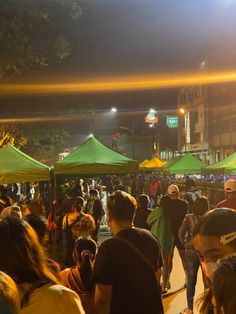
top-left (164, 154), bottom-right (206, 175)
top-left (0, 143), bottom-right (51, 183)
top-left (202, 152), bottom-right (236, 175)
top-left (54, 136), bottom-right (139, 175)
top-left (162, 156), bottom-right (181, 172)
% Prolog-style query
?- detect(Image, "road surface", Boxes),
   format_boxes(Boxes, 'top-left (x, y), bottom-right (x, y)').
top-left (163, 249), bottom-right (204, 314)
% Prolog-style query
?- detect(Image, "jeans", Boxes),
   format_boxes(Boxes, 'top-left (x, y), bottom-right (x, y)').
top-left (185, 249), bottom-right (200, 310)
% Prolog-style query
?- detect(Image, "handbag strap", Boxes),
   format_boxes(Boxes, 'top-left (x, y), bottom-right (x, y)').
top-left (114, 236), bottom-right (156, 273)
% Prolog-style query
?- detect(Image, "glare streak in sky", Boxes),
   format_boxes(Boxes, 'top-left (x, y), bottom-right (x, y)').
top-left (0, 110), bottom-right (148, 124)
top-left (1, 72), bottom-right (236, 95)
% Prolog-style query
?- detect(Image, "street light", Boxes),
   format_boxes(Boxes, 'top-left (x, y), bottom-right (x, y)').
top-left (179, 108), bottom-right (185, 114)
top-left (111, 107), bottom-right (117, 113)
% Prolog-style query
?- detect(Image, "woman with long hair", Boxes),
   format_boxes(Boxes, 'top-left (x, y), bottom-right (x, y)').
top-left (60, 237), bottom-right (98, 313)
top-left (179, 196), bottom-right (209, 314)
top-left (192, 208), bottom-right (236, 314)
top-left (0, 217), bottom-right (85, 314)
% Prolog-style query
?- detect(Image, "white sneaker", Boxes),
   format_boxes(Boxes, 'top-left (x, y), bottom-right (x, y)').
top-left (180, 308), bottom-right (193, 314)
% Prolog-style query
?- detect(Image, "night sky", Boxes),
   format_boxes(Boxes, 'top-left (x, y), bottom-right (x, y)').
top-left (65, 0), bottom-right (236, 75)
top-left (3, 0), bottom-right (236, 113)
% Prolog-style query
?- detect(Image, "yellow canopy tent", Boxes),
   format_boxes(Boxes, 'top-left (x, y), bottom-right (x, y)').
top-left (143, 157), bottom-right (165, 169)
top-left (139, 159), bottom-right (150, 168)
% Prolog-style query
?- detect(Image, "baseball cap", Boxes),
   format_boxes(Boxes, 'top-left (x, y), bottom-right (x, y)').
top-left (167, 184), bottom-right (179, 195)
top-left (224, 179), bottom-right (236, 193)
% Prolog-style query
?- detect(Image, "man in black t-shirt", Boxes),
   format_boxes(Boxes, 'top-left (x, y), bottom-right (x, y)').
top-left (93, 190), bottom-right (163, 314)
top-left (160, 184), bottom-right (188, 291)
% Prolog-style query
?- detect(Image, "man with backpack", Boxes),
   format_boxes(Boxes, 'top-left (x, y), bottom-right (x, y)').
top-left (93, 190), bottom-right (163, 314)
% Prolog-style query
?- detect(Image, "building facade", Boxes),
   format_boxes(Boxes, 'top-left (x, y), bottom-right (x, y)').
top-left (177, 82), bottom-right (236, 164)
top-left (177, 85), bottom-right (210, 163)
top-left (209, 83), bottom-right (236, 162)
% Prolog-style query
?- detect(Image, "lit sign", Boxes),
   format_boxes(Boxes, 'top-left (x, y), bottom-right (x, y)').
top-left (145, 112), bottom-right (159, 124)
top-left (185, 111), bottom-right (191, 144)
top-left (167, 116), bottom-right (178, 128)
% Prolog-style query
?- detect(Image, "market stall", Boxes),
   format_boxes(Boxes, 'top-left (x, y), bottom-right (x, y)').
top-left (0, 143), bottom-right (51, 183)
top-left (163, 154), bottom-right (206, 175)
top-left (142, 157), bottom-right (165, 170)
top-left (54, 136), bottom-right (138, 175)
top-left (202, 152), bottom-right (236, 175)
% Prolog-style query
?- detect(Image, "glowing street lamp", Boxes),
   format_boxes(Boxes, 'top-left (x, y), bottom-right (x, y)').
top-left (179, 108), bottom-right (185, 114)
top-left (111, 107), bottom-right (117, 113)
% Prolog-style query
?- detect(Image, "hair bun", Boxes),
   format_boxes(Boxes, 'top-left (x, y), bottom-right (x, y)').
top-left (81, 250), bottom-right (93, 259)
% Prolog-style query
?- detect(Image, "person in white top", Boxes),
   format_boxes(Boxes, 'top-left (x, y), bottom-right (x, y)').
top-left (0, 217), bottom-right (85, 314)
top-left (0, 271), bottom-right (20, 314)
top-left (20, 283), bottom-right (85, 314)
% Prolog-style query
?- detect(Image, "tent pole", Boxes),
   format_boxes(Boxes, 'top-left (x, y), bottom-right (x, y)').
top-left (49, 169), bottom-right (57, 257)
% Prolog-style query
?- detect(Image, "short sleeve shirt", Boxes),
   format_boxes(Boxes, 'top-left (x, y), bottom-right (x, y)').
top-left (93, 228), bottom-right (163, 314)
top-left (161, 196), bottom-right (189, 241)
top-left (217, 199), bottom-right (236, 210)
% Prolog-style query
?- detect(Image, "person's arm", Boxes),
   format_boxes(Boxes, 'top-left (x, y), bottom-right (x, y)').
top-left (178, 215), bottom-right (189, 246)
top-left (153, 237), bottom-right (163, 283)
top-left (155, 268), bottom-right (162, 282)
top-left (93, 241), bottom-right (113, 314)
top-left (94, 284), bottom-right (112, 314)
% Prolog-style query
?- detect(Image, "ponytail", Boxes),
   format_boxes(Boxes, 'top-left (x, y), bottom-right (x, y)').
top-left (73, 237), bottom-right (97, 291)
top-left (80, 250), bottom-right (94, 291)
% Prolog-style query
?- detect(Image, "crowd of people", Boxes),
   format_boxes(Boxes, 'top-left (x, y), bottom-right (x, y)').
top-left (0, 175), bottom-right (236, 314)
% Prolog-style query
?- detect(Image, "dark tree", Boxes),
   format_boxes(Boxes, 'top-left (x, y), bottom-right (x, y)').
top-left (23, 127), bottom-right (71, 163)
top-left (0, 0), bottom-right (81, 77)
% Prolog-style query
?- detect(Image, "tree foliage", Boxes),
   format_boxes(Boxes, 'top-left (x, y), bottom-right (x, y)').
top-left (0, 0), bottom-right (81, 77)
top-left (23, 128), bottom-right (70, 163)
top-left (0, 124), bottom-right (28, 148)
top-left (0, 124), bottom-right (70, 164)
